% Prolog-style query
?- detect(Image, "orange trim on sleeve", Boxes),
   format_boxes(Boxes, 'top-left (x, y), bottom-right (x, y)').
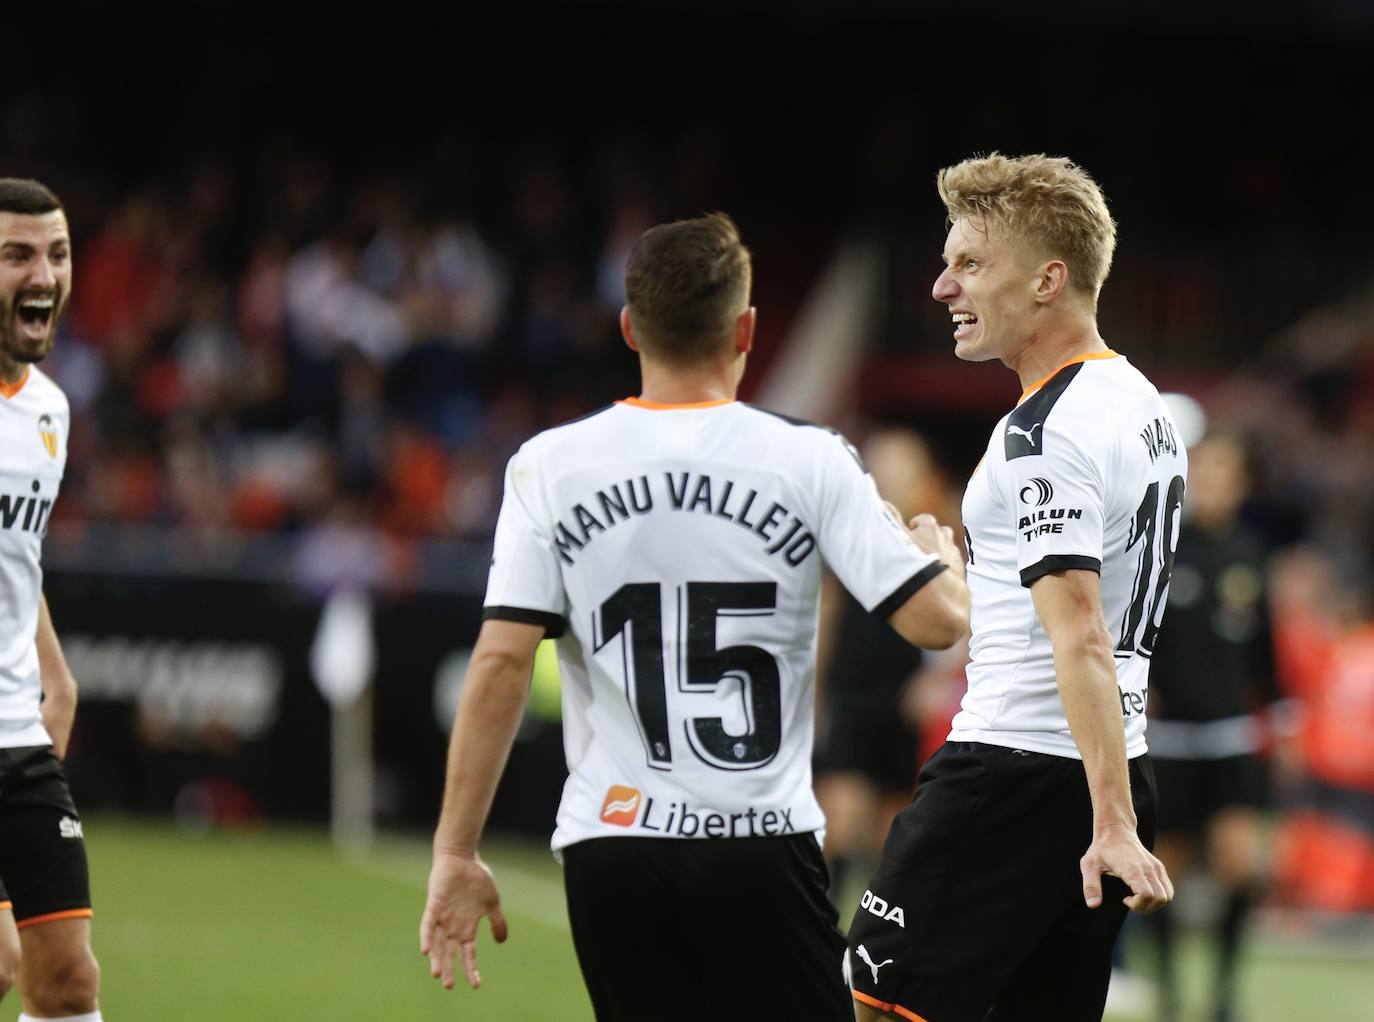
top-left (0, 901), bottom-right (12, 913)
top-left (853, 990), bottom-right (931, 1022)
top-left (618, 396), bottom-right (735, 410)
top-left (0, 368), bottom-right (30, 399)
top-left (15, 908), bottom-right (93, 930)
top-left (1018, 349), bottom-right (1120, 403)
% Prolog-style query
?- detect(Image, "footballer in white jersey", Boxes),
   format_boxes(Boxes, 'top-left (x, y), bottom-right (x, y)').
top-left (954, 350), bottom-right (1187, 759)
top-left (484, 398), bottom-right (948, 851)
top-left (0, 179), bottom-right (103, 1018)
top-left (0, 367), bottom-right (68, 748)
top-left (850, 156), bottom-right (1176, 1022)
top-left (422, 213), bottom-right (969, 1021)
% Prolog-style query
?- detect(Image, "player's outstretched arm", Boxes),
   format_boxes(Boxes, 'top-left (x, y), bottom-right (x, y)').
top-left (1031, 570), bottom-right (1173, 915)
top-left (887, 513), bottom-right (970, 650)
top-left (421, 618), bottom-right (543, 990)
top-left (35, 593), bottom-right (78, 759)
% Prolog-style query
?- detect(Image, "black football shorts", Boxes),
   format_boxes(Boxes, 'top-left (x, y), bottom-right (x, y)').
top-left (1153, 752), bottom-right (1267, 834)
top-left (563, 832), bottom-right (852, 1021)
top-left (847, 742), bottom-right (1157, 1022)
top-left (817, 690), bottom-right (922, 792)
top-left (0, 745), bottom-right (93, 928)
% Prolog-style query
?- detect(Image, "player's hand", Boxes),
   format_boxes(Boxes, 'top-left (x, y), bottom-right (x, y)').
top-left (1080, 827), bottom-right (1173, 914)
top-left (906, 513), bottom-right (965, 576)
top-left (420, 849), bottom-right (509, 990)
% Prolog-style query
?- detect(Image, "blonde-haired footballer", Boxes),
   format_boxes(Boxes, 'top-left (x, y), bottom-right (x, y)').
top-left (849, 155), bottom-right (1182, 1022)
top-left (0, 178), bottom-right (104, 1021)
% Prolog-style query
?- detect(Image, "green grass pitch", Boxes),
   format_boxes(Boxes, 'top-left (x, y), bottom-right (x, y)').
top-left (3, 816), bottom-right (1366, 1020)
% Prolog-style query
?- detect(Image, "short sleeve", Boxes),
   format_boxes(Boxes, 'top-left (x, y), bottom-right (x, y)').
top-left (813, 432), bottom-right (946, 618)
top-left (482, 447), bottom-right (568, 637)
top-left (999, 420), bottom-right (1106, 588)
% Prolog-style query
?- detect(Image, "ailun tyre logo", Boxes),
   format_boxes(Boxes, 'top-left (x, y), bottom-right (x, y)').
top-left (1019, 478), bottom-right (1054, 506)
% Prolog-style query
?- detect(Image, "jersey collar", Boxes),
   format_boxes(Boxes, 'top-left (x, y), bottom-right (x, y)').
top-left (618, 396), bottom-right (735, 410)
top-left (1018, 350), bottom-right (1119, 404)
top-left (0, 368), bottom-right (30, 400)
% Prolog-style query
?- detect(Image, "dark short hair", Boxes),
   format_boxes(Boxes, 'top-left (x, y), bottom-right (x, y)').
top-left (624, 212), bottom-right (751, 364)
top-left (0, 178), bottom-right (63, 216)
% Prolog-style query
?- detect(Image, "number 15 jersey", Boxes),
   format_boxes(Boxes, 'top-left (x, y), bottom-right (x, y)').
top-left (483, 399), bottom-right (946, 852)
top-left (954, 351), bottom-right (1188, 759)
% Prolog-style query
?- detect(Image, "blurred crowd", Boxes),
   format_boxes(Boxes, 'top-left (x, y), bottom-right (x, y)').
top-left (14, 115), bottom-right (1374, 914)
top-left (43, 153), bottom-right (1374, 547)
top-left (1209, 306), bottom-right (1374, 916)
top-left (40, 149), bottom-right (687, 586)
top-left (1200, 296), bottom-right (1374, 914)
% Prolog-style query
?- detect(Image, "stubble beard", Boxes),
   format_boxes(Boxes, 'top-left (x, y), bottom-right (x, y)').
top-left (0, 288), bottom-right (67, 371)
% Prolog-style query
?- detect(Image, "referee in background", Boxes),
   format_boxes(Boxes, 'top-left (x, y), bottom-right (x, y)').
top-left (1146, 432), bottom-right (1285, 1022)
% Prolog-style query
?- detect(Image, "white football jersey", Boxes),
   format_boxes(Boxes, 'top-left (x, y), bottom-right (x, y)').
top-left (484, 398), bottom-right (946, 851)
top-left (0, 368), bottom-right (69, 748)
top-left (952, 352), bottom-right (1187, 759)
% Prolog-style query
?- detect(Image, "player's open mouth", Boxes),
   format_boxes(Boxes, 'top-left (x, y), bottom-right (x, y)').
top-left (16, 296), bottom-right (54, 339)
top-left (952, 311), bottom-right (978, 337)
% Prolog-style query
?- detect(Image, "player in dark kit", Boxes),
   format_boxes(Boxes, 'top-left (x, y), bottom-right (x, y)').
top-left (1147, 433), bottom-right (1282, 1022)
top-left (815, 428), bottom-right (962, 900)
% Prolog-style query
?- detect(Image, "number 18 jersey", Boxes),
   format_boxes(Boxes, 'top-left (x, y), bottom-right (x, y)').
top-left (954, 352), bottom-right (1187, 759)
top-left (484, 399), bottom-right (946, 852)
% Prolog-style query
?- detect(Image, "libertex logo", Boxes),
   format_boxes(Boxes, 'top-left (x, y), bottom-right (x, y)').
top-left (600, 785), bottom-right (642, 827)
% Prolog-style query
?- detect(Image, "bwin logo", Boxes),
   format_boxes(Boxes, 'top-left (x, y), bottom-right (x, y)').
top-left (0, 483), bottom-right (54, 536)
top-left (1007, 423), bottom-right (1041, 447)
top-left (1019, 478), bottom-right (1054, 506)
top-left (859, 889), bottom-right (905, 928)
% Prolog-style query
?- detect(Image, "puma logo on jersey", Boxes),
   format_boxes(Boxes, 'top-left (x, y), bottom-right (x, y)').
top-left (859, 889), bottom-right (906, 928)
top-left (855, 944), bottom-right (894, 983)
top-left (59, 817), bottom-right (83, 840)
top-left (1006, 423), bottom-right (1041, 447)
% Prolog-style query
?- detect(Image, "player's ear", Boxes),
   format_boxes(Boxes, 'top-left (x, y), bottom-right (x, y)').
top-left (620, 306), bottom-right (640, 352)
top-left (1035, 261), bottom-right (1069, 304)
top-left (734, 307), bottom-right (756, 354)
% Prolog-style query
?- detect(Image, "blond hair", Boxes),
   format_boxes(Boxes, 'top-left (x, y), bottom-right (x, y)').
top-left (937, 153), bottom-right (1117, 301)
